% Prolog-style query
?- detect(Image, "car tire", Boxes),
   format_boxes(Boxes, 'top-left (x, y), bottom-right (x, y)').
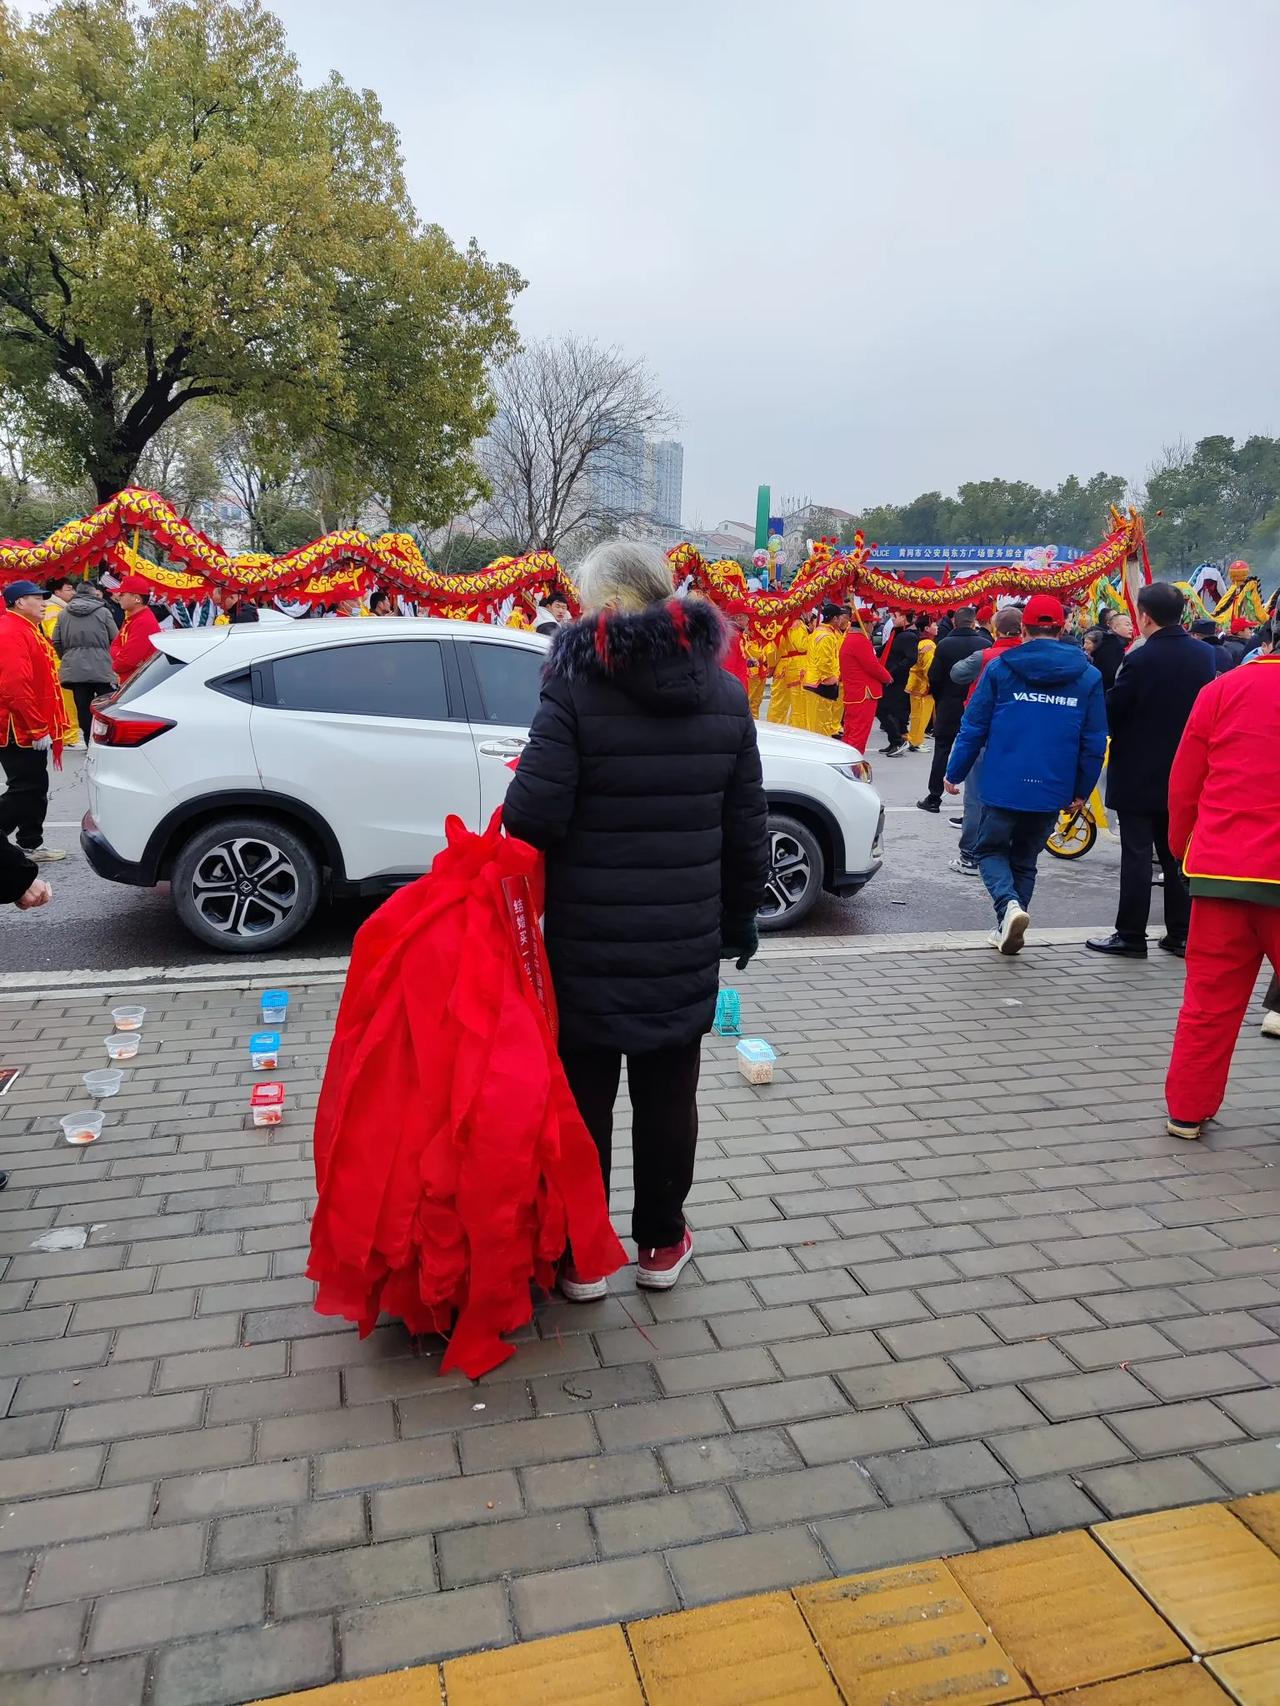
top-left (757, 813), bottom-right (824, 932)
top-left (172, 816), bottom-right (321, 953)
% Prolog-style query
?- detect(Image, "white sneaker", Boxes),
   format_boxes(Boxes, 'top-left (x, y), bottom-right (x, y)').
top-left (987, 928), bottom-right (1003, 952)
top-left (558, 1261), bottom-right (608, 1303)
top-left (949, 857), bottom-right (979, 876)
top-left (30, 846), bottom-right (66, 863)
top-left (1262, 1011), bottom-right (1280, 1039)
top-left (998, 904), bottom-right (1029, 956)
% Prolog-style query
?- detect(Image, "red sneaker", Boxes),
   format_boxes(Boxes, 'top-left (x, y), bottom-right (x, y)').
top-left (558, 1260), bottom-right (608, 1303)
top-left (636, 1228), bottom-right (694, 1291)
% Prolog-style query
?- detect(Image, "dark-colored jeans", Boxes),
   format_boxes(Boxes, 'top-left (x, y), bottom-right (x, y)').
top-left (958, 750), bottom-right (985, 863)
top-left (70, 682), bottom-right (112, 738)
top-left (1115, 810), bottom-right (1190, 947)
top-left (0, 739), bottom-right (49, 851)
top-left (974, 805), bottom-right (1059, 923)
top-left (925, 698), bottom-right (965, 803)
top-left (560, 1039), bottom-right (702, 1250)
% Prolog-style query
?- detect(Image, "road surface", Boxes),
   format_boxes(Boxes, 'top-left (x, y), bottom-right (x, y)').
top-left (1, 739), bottom-right (1124, 974)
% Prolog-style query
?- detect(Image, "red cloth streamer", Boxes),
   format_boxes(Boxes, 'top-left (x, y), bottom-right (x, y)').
top-left (307, 811), bottom-right (627, 1378)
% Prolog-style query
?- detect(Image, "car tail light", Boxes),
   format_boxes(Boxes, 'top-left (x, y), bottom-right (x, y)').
top-left (91, 710), bottom-right (175, 748)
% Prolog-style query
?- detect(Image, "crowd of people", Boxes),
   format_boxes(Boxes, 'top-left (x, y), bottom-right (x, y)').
top-left (5, 553), bottom-right (1280, 1207)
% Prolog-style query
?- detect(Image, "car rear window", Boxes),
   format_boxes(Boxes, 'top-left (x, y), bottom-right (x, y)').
top-left (114, 651), bottom-right (186, 705)
top-left (265, 639), bottom-right (451, 720)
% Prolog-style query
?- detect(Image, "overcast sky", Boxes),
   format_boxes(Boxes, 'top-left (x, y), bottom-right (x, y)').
top-left (272, 0), bottom-right (1275, 529)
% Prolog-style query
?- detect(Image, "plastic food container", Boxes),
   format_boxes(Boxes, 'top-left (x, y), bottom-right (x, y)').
top-left (260, 989), bottom-right (289, 1026)
top-left (111, 1005), bottom-right (146, 1031)
top-left (104, 1033), bottom-right (140, 1061)
top-left (249, 1031), bottom-right (281, 1071)
top-left (83, 1069), bottom-right (124, 1098)
top-left (250, 1082), bottom-right (285, 1126)
top-left (61, 1110), bottom-right (104, 1146)
top-left (736, 1038), bottom-right (777, 1084)
top-left (713, 989), bottom-right (741, 1036)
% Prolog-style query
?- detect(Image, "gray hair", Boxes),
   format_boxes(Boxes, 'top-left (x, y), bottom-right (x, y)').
top-left (575, 539), bottom-right (672, 614)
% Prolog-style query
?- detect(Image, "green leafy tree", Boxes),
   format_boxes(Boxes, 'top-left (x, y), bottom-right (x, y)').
top-left (1041, 472), bottom-right (1128, 547)
top-left (0, 0), bottom-right (522, 517)
top-left (1145, 436), bottom-right (1280, 581)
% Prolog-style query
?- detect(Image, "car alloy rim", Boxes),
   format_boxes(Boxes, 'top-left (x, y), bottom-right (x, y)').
top-left (759, 829), bottom-right (812, 919)
top-left (190, 838), bottom-right (300, 936)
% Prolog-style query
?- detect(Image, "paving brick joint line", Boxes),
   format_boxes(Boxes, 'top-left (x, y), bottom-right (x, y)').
top-left (0, 946), bottom-right (1277, 1705)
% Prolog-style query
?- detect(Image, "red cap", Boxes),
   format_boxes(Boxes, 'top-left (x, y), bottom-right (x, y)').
top-left (1230, 617), bottom-right (1253, 634)
top-left (1023, 593), bottom-right (1065, 628)
top-left (117, 575), bottom-right (152, 596)
top-left (975, 601), bottom-right (995, 624)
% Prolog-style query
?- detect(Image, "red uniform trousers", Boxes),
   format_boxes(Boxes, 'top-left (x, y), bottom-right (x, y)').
top-left (842, 696), bottom-right (878, 754)
top-left (1165, 896), bottom-right (1280, 1122)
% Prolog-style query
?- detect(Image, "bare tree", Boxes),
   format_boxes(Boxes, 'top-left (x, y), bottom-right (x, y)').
top-left (481, 336), bottom-right (675, 553)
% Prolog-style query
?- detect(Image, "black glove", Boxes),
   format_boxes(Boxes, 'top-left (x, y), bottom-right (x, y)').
top-left (721, 915), bottom-right (759, 972)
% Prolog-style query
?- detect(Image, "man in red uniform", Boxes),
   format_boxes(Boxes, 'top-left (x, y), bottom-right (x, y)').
top-left (109, 576), bottom-right (163, 684)
top-left (839, 608), bottom-right (892, 754)
top-left (1164, 618), bottom-right (1280, 1139)
top-left (1, 580), bottom-right (71, 862)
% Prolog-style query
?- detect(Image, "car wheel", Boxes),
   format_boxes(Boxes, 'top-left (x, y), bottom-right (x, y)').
top-left (172, 817), bottom-right (321, 953)
top-left (757, 813), bottom-right (824, 931)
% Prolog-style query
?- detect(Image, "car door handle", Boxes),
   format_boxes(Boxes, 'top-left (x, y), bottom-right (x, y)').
top-left (477, 737), bottom-right (528, 757)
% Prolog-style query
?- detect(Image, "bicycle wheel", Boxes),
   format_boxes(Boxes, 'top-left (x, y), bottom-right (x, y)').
top-left (1046, 809), bottom-right (1097, 860)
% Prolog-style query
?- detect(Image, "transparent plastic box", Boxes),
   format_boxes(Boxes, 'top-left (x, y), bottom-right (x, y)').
top-left (250, 1082), bottom-right (285, 1126)
top-left (736, 1038), bottom-right (777, 1084)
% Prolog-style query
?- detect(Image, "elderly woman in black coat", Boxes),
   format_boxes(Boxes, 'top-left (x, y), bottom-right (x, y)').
top-left (503, 540), bottom-right (769, 1300)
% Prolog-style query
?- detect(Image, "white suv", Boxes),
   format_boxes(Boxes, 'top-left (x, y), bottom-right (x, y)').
top-left (82, 618), bottom-right (884, 952)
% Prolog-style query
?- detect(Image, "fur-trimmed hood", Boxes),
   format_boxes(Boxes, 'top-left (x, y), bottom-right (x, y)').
top-left (546, 597), bottom-right (730, 714)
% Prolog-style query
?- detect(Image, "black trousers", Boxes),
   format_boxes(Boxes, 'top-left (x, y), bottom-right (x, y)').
top-left (70, 682), bottom-right (111, 737)
top-left (877, 686), bottom-right (909, 747)
top-left (1265, 973), bottom-right (1280, 1013)
top-left (560, 1039), bottom-right (701, 1250)
top-left (926, 699), bottom-right (965, 802)
top-left (1116, 810), bottom-right (1190, 945)
top-left (0, 740), bottom-right (49, 851)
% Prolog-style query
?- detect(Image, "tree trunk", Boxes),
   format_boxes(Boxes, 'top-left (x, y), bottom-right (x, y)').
top-left (92, 441), bottom-right (143, 506)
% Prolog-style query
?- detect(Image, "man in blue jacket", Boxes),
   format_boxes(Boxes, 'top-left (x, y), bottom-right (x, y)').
top-left (945, 593), bottom-right (1107, 955)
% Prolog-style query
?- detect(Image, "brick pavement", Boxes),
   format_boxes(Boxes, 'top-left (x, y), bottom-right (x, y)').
top-left (0, 941), bottom-right (1278, 1705)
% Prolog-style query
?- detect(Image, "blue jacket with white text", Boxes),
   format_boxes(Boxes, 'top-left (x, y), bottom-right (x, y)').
top-left (946, 639), bottom-right (1107, 812)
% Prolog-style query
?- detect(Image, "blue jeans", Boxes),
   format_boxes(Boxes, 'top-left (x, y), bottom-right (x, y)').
top-left (958, 752), bottom-right (984, 863)
top-left (974, 805), bottom-right (1059, 923)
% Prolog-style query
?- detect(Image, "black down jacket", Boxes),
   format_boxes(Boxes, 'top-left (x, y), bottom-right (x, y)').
top-left (502, 598), bottom-right (769, 1054)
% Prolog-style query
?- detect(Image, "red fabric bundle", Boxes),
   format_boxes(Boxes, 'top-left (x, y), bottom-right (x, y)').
top-left (308, 811), bottom-right (627, 1378)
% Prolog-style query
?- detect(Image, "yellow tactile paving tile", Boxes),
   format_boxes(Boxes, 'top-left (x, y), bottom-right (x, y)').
top-left (250, 1667), bottom-right (442, 1706)
top-left (795, 1558), bottom-right (1030, 1706)
top-left (442, 1624), bottom-right (643, 1704)
top-left (950, 1530), bottom-right (1190, 1696)
top-left (1230, 1493), bottom-right (1280, 1559)
top-left (1043, 1664), bottom-right (1235, 1705)
top-left (627, 1590), bottom-right (841, 1704)
top-left (1095, 1503), bottom-right (1280, 1656)
top-left (1208, 1640), bottom-right (1280, 1706)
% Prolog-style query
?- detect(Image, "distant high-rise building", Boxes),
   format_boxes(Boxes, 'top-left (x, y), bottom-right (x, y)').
top-left (589, 432), bottom-right (683, 528)
top-left (591, 429), bottom-right (647, 520)
top-left (645, 441), bottom-right (684, 529)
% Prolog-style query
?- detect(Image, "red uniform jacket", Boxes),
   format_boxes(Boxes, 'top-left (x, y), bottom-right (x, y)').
top-left (965, 633), bottom-right (1024, 703)
top-left (110, 606), bottom-right (162, 683)
top-left (839, 629), bottom-right (893, 703)
top-left (0, 610), bottom-right (71, 753)
top-left (1169, 655), bottom-right (1280, 884)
